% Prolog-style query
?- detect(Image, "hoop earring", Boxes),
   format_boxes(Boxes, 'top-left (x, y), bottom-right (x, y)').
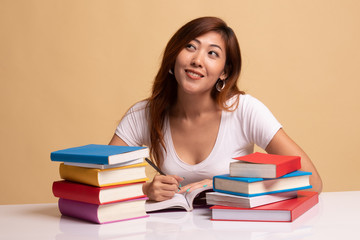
top-left (169, 69), bottom-right (174, 75)
top-left (216, 79), bottom-right (226, 92)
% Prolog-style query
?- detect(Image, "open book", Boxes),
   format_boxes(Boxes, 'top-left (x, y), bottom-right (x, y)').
top-left (145, 185), bottom-right (213, 212)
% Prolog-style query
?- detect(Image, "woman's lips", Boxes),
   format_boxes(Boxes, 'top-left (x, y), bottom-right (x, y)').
top-left (185, 69), bottom-right (204, 79)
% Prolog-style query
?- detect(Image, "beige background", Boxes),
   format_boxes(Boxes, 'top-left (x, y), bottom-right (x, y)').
top-left (1, 0), bottom-right (359, 204)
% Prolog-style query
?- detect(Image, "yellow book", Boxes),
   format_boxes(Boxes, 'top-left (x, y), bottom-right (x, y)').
top-left (59, 162), bottom-right (148, 187)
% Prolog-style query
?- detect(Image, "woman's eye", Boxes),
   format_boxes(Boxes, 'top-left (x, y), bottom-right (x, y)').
top-left (186, 44), bottom-right (196, 50)
top-left (209, 51), bottom-right (219, 57)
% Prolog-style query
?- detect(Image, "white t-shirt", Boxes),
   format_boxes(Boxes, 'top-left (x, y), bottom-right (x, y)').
top-left (115, 94), bottom-right (282, 185)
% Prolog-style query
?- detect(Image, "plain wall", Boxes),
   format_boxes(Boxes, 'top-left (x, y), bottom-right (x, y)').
top-left (1, 0), bottom-right (359, 204)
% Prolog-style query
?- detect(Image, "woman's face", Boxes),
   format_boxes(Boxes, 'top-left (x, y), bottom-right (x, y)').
top-left (174, 31), bottom-right (227, 96)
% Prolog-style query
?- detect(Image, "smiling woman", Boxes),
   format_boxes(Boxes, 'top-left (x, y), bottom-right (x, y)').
top-left (174, 31), bottom-right (227, 96)
top-left (109, 16), bottom-right (322, 202)
top-left (145, 17), bottom-right (244, 171)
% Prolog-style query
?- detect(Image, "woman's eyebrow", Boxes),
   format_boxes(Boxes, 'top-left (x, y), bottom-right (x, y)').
top-left (193, 38), bottom-right (223, 52)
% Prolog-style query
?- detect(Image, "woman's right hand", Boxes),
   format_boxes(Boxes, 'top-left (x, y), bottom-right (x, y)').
top-left (143, 175), bottom-right (184, 201)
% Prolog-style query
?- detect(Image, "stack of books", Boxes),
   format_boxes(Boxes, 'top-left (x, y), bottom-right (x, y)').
top-left (51, 144), bottom-right (150, 224)
top-left (207, 152), bottom-right (319, 222)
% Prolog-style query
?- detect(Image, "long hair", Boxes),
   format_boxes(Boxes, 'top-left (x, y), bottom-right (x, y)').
top-left (147, 16), bottom-right (244, 167)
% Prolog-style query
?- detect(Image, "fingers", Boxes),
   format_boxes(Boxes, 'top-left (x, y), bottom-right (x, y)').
top-left (171, 175), bottom-right (184, 183)
top-left (147, 175), bottom-right (182, 201)
top-left (159, 175), bottom-right (182, 186)
top-left (146, 176), bottom-right (213, 201)
top-left (178, 179), bottom-right (213, 194)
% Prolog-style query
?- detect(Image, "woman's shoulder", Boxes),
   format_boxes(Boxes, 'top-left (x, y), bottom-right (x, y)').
top-left (123, 99), bottom-right (149, 117)
top-left (226, 93), bottom-right (259, 110)
top-left (130, 99), bottom-right (149, 110)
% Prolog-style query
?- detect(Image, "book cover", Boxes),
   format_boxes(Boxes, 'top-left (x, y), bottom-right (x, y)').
top-left (59, 162), bottom-right (148, 187)
top-left (206, 190), bottom-right (298, 208)
top-left (213, 171), bottom-right (312, 197)
top-left (52, 180), bottom-right (146, 204)
top-left (210, 191), bottom-right (319, 222)
top-left (145, 185), bottom-right (213, 212)
top-left (231, 152), bottom-right (301, 178)
top-left (58, 197), bottom-right (149, 224)
top-left (51, 144), bottom-right (149, 165)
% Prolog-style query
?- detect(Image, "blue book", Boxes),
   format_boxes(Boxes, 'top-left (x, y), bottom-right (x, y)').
top-left (213, 171), bottom-right (312, 197)
top-left (51, 144), bottom-right (149, 165)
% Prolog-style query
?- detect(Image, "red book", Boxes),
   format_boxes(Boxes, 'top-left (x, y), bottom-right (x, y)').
top-left (230, 152), bottom-right (301, 178)
top-left (210, 191), bottom-right (318, 222)
top-left (52, 180), bottom-right (146, 204)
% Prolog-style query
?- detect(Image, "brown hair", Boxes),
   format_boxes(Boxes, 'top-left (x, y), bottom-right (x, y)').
top-left (147, 16), bottom-right (244, 167)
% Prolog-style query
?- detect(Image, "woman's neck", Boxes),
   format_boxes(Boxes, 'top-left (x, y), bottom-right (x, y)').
top-left (170, 91), bottom-right (220, 120)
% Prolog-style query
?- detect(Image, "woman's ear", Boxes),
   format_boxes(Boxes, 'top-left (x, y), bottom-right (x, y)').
top-left (220, 71), bottom-right (228, 81)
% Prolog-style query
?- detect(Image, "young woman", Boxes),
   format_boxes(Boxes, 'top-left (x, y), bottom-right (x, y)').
top-left (109, 17), bottom-right (322, 201)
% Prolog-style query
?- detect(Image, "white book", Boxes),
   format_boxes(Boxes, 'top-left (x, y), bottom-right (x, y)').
top-left (63, 158), bottom-right (144, 169)
top-left (206, 191), bottom-right (298, 208)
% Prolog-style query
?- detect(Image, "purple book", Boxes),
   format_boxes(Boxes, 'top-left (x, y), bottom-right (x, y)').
top-left (58, 197), bottom-right (149, 224)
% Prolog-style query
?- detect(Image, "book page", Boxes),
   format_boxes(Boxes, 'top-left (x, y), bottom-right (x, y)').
top-left (145, 193), bottom-right (190, 212)
top-left (145, 185), bottom-right (213, 212)
top-left (185, 185), bottom-right (213, 210)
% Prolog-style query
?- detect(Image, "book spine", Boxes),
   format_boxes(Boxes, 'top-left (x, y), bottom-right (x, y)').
top-left (59, 162), bottom-right (149, 187)
top-left (53, 181), bottom-right (148, 204)
top-left (52, 181), bottom-right (101, 204)
top-left (51, 152), bottom-right (109, 164)
top-left (58, 198), bottom-right (101, 223)
top-left (59, 164), bottom-right (101, 186)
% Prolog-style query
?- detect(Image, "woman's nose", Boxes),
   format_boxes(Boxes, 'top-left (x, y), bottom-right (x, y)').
top-left (190, 53), bottom-right (203, 68)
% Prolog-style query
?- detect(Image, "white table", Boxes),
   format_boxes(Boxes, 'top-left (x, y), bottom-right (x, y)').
top-left (0, 191), bottom-right (359, 240)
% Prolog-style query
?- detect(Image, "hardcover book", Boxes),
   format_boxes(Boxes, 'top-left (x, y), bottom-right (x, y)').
top-left (51, 144), bottom-right (149, 165)
top-left (231, 152), bottom-right (301, 178)
top-left (59, 162), bottom-right (148, 187)
top-left (58, 197), bottom-right (149, 224)
top-left (206, 190), bottom-right (298, 208)
top-left (52, 180), bottom-right (146, 204)
top-left (213, 170), bottom-right (312, 197)
top-left (210, 191), bottom-right (319, 222)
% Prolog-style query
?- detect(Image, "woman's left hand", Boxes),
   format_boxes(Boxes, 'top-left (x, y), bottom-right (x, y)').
top-left (177, 179), bottom-right (213, 194)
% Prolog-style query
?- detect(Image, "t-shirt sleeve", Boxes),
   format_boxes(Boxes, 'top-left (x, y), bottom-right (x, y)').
top-left (115, 101), bottom-right (150, 147)
top-left (240, 95), bottom-right (282, 149)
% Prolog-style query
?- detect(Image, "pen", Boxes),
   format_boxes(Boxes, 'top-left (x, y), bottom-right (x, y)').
top-left (145, 158), bottom-right (181, 190)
